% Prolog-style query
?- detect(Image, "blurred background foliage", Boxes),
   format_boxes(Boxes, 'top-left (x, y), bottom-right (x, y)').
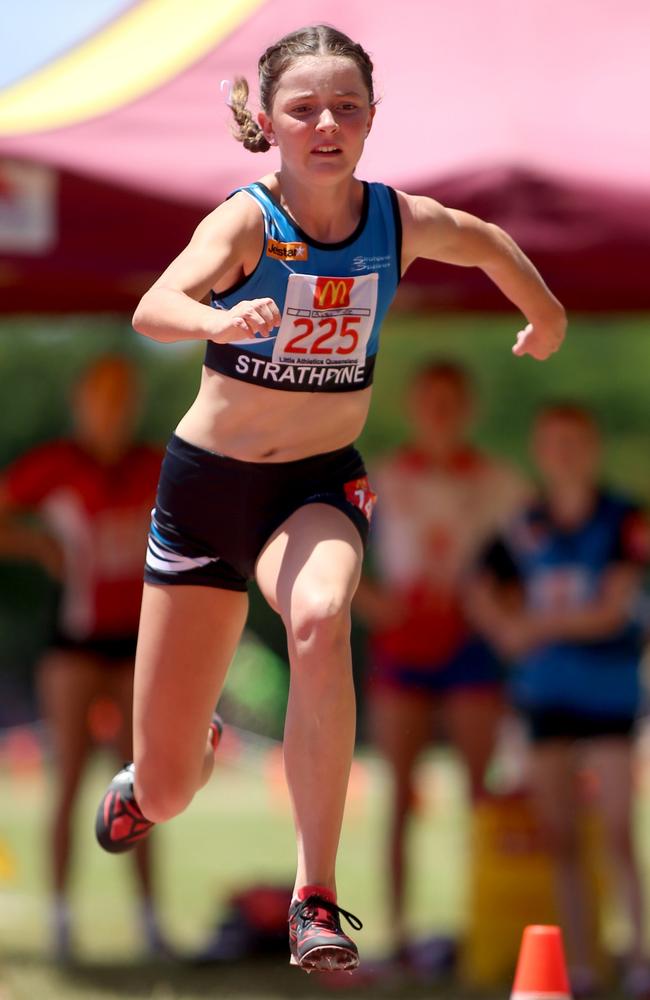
top-left (1, 311), bottom-right (649, 733)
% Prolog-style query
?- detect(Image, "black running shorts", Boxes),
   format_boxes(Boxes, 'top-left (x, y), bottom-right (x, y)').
top-left (524, 707), bottom-right (637, 743)
top-left (144, 434), bottom-right (376, 592)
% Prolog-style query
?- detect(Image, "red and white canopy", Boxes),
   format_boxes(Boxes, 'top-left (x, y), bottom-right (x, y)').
top-left (1, 0), bottom-right (647, 311)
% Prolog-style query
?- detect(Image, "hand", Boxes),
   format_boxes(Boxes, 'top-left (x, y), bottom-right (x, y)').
top-left (512, 315), bottom-right (566, 361)
top-left (210, 297), bottom-right (281, 343)
top-left (30, 533), bottom-right (65, 580)
top-left (496, 616), bottom-right (538, 658)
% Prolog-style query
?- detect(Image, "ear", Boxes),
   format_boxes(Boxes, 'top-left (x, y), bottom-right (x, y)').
top-left (258, 111), bottom-right (276, 146)
top-left (365, 104), bottom-right (376, 137)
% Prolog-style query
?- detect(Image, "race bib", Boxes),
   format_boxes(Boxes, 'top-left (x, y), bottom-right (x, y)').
top-left (273, 272), bottom-right (378, 367)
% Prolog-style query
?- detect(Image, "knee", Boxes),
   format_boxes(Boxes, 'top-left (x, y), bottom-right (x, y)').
top-left (135, 759), bottom-right (195, 824)
top-left (288, 588), bottom-right (351, 654)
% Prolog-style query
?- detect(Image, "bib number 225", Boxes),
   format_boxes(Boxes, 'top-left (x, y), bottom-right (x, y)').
top-left (284, 315), bottom-right (360, 356)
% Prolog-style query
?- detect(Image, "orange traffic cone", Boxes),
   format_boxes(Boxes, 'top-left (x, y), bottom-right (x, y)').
top-left (511, 925), bottom-right (572, 1000)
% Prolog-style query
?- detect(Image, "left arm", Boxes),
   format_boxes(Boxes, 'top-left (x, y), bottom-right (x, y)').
top-left (495, 564), bottom-right (644, 659)
top-left (397, 190), bottom-right (567, 360)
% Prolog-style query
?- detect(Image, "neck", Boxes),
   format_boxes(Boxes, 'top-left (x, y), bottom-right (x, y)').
top-left (274, 170), bottom-right (363, 242)
top-left (77, 435), bottom-right (127, 465)
top-left (414, 438), bottom-right (465, 466)
top-left (546, 481), bottom-right (596, 528)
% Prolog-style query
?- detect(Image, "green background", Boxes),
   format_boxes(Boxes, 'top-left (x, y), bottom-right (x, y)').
top-left (1, 311), bottom-right (649, 733)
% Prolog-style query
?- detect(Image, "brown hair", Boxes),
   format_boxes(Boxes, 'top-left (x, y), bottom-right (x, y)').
top-left (411, 358), bottom-right (475, 398)
top-left (535, 400), bottom-right (598, 430)
top-left (229, 24), bottom-right (375, 153)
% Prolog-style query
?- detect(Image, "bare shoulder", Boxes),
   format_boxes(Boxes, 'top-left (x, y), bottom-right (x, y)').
top-left (150, 186), bottom-right (266, 299)
top-left (393, 188), bottom-right (451, 225)
top-left (392, 188), bottom-right (459, 269)
top-left (192, 187), bottom-right (264, 251)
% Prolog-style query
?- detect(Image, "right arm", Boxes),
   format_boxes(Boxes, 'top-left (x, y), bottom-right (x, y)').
top-left (132, 192), bottom-right (281, 344)
top-left (0, 483), bottom-right (63, 578)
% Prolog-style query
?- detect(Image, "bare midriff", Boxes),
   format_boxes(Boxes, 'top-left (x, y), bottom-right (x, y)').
top-left (174, 365), bottom-right (372, 462)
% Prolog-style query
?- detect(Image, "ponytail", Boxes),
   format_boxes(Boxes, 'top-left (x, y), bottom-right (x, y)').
top-left (229, 77), bottom-right (271, 153)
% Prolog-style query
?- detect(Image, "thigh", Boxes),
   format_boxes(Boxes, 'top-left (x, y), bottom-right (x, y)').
top-left (132, 583), bottom-right (248, 772)
top-left (255, 502), bottom-right (363, 623)
top-left (443, 689), bottom-right (504, 770)
top-left (530, 740), bottom-right (579, 839)
top-left (38, 651), bottom-right (103, 778)
top-left (586, 737), bottom-right (635, 841)
top-left (369, 686), bottom-right (433, 782)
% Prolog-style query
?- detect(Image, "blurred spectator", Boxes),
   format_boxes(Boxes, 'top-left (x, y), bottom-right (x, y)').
top-left (354, 359), bottom-right (529, 958)
top-left (0, 355), bottom-right (165, 961)
top-left (472, 402), bottom-right (650, 998)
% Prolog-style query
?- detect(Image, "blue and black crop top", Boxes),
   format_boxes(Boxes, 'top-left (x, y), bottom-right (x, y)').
top-left (205, 181), bottom-right (402, 393)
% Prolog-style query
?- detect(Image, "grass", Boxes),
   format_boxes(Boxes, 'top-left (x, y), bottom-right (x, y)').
top-left (0, 742), bottom-right (479, 1000)
top-left (3, 735), bottom-right (648, 1000)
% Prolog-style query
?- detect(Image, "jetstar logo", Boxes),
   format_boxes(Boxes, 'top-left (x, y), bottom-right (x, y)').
top-left (313, 277), bottom-right (354, 309)
top-left (266, 239), bottom-right (308, 261)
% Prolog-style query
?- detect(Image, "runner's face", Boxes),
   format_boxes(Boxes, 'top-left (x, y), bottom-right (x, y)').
top-left (533, 416), bottom-right (600, 487)
top-left (260, 56), bottom-right (374, 182)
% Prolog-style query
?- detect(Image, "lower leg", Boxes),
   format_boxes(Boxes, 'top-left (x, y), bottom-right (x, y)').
top-left (39, 656), bottom-right (94, 893)
top-left (590, 739), bottom-right (646, 962)
top-left (388, 791), bottom-right (415, 949)
top-left (369, 690), bottom-right (432, 949)
top-left (256, 504), bottom-right (364, 899)
top-left (283, 624), bottom-right (356, 895)
top-left (531, 743), bottom-right (596, 972)
top-left (610, 835), bottom-right (645, 961)
top-left (551, 846), bottom-right (597, 970)
top-left (444, 688), bottom-right (503, 801)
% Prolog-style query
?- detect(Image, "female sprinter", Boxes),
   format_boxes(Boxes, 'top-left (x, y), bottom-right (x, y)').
top-left (95, 24), bottom-right (566, 972)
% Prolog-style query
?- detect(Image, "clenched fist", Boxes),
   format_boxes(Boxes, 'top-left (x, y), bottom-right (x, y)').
top-left (209, 298), bottom-right (282, 344)
top-left (512, 314), bottom-right (566, 361)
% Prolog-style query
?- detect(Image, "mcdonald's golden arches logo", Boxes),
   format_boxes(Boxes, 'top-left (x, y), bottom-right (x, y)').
top-left (312, 277), bottom-right (354, 309)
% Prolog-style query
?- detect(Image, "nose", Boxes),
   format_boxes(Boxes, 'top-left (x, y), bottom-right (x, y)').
top-left (316, 108), bottom-right (339, 133)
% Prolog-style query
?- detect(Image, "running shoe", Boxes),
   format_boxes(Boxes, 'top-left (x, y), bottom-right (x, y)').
top-left (288, 890), bottom-right (362, 972)
top-left (95, 711), bottom-right (223, 854)
top-left (95, 762), bottom-right (153, 854)
top-left (208, 712), bottom-right (223, 753)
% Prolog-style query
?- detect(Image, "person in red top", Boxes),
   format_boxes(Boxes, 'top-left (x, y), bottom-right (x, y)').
top-left (354, 360), bottom-right (530, 956)
top-left (0, 355), bottom-right (165, 960)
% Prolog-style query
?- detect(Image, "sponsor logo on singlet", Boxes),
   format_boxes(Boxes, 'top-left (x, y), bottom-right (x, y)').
top-left (212, 271), bottom-right (378, 391)
top-left (351, 254), bottom-right (393, 272)
top-left (266, 238), bottom-right (309, 261)
top-left (312, 277), bottom-right (354, 310)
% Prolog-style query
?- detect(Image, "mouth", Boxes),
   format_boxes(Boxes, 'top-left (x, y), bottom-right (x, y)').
top-left (311, 145), bottom-right (343, 157)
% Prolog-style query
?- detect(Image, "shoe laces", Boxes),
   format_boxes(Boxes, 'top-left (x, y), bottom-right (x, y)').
top-left (293, 895), bottom-right (363, 933)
